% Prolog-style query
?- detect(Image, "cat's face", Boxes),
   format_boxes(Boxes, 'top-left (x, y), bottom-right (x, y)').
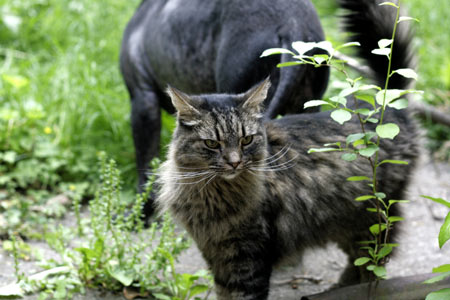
top-left (167, 79), bottom-right (270, 180)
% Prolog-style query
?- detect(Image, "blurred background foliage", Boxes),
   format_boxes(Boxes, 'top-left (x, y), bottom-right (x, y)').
top-left (0, 0), bottom-right (448, 237)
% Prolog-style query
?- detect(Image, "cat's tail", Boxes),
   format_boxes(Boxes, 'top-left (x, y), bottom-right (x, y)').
top-left (337, 0), bottom-right (416, 89)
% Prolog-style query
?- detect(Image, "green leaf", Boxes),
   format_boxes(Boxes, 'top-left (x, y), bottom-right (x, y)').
top-left (315, 41), bottom-right (334, 54)
top-left (423, 272), bottom-right (450, 284)
top-left (379, 2), bottom-right (399, 8)
top-left (341, 153), bottom-right (357, 161)
top-left (376, 123), bottom-right (400, 139)
top-left (356, 94), bottom-right (375, 107)
top-left (365, 131), bottom-right (378, 141)
top-left (366, 264), bottom-right (376, 271)
top-left (398, 16), bottom-right (420, 23)
top-left (425, 288), bottom-right (450, 300)
top-left (375, 192), bottom-right (386, 199)
top-left (277, 61), bottom-right (303, 68)
top-left (373, 266), bottom-right (387, 278)
top-left (354, 257), bottom-right (371, 266)
top-left (353, 139), bottom-right (365, 147)
top-left (307, 147), bottom-right (340, 153)
top-left (388, 98), bottom-right (409, 110)
top-left (375, 89), bottom-right (403, 106)
top-left (355, 108), bottom-right (371, 116)
top-left (371, 48), bottom-right (391, 57)
top-left (389, 200), bottom-right (410, 204)
top-left (324, 142), bottom-right (341, 147)
top-left (388, 216), bottom-right (404, 223)
top-left (153, 293), bottom-right (173, 300)
top-left (336, 42), bottom-right (361, 50)
top-left (378, 159), bottom-right (409, 166)
top-left (292, 41), bottom-right (318, 55)
top-left (439, 212), bottom-right (450, 248)
top-left (347, 176), bottom-right (371, 182)
top-left (366, 118), bottom-right (379, 123)
top-left (394, 68), bottom-right (418, 80)
top-left (329, 96), bottom-right (347, 106)
top-left (346, 133), bottom-right (365, 145)
top-left (370, 224), bottom-right (387, 235)
top-left (339, 87), bottom-right (359, 97)
top-left (304, 100), bottom-right (329, 109)
top-left (378, 39), bottom-right (393, 49)
top-left (260, 48), bottom-right (295, 57)
top-left (313, 55), bottom-right (328, 64)
top-left (189, 284), bottom-right (210, 297)
top-left (422, 195), bottom-right (450, 209)
top-left (108, 267), bottom-right (134, 286)
top-left (433, 264), bottom-right (450, 273)
top-left (377, 246), bottom-right (393, 259)
top-left (355, 195), bottom-right (376, 201)
top-left (359, 145), bottom-right (379, 157)
top-left (358, 84), bottom-right (381, 91)
top-left (331, 109), bottom-right (352, 125)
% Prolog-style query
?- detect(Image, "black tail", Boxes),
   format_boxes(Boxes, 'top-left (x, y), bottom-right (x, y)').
top-left (337, 0), bottom-right (416, 89)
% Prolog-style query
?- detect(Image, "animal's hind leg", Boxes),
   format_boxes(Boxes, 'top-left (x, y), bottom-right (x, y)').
top-left (130, 89), bottom-right (161, 216)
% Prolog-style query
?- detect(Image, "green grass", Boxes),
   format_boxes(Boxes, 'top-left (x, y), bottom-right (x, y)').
top-left (0, 0), bottom-right (143, 237)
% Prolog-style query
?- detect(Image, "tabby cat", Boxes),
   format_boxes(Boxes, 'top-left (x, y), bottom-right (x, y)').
top-left (156, 76), bottom-right (420, 299)
top-left (155, 0), bottom-right (420, 298)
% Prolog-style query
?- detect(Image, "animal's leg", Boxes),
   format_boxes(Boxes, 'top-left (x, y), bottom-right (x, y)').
top-left (130, 89), bottom-right (161, 215)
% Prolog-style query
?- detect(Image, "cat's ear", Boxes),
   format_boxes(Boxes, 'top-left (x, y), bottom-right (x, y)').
top-left (166, 86), bottom-right (201, 126)
top-left (241, 77), bottom-right (271, 114)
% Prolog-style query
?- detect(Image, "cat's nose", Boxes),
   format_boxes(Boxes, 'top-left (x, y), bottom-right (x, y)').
top-left (226, 151), bottom-right (241, 169)
top-left (229, 161), bottom-right (241, 169)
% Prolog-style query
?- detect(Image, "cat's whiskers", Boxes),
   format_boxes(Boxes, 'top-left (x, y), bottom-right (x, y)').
top-left (253, 145), bottom-right (291, 164)
top-left (250, 153), bottom-right (299, 172)
top-left (199, 173), bottom-right (217, 192)
top-left (169, 172), bottom-right (215, 185)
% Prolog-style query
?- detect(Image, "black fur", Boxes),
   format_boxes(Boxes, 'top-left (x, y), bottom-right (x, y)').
top-left (120, 0), bottom-right (330, 210)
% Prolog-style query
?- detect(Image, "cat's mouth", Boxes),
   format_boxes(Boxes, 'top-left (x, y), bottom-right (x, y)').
top-left (221, 171), bottom-right (241, 180)
top-left (220, 167), bottom-right (244, 180)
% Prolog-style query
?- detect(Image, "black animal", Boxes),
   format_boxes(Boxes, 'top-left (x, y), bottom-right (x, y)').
top-left (120, 0), bottom-right (330, 214)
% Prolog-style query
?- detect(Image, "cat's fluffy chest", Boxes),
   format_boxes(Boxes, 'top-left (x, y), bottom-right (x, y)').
top-left (158, 158), bottom-right (267, 235)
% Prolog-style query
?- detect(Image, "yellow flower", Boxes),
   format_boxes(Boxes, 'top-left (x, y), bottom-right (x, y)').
top-left (44, 127), bottom-right (52, 134)
top-left (69, 185), bottom-right (76, 191)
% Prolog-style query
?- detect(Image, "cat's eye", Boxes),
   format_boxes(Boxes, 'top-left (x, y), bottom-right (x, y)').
top-left (204, 139), bottom-right (220, 149)
top-left (241, 135), bottom-right (253, 146)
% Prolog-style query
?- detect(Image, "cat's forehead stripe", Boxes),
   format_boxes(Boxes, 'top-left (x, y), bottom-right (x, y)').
top-left (195, 107), bottom-right (258, 140)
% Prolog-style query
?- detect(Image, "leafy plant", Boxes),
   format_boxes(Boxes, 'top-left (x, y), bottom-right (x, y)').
top-left (422, 196), bottom-right (450, 300)
top-left (262, 1), bottom-right (420, 281)
top-left (0, 154), bottom-right (212, 300)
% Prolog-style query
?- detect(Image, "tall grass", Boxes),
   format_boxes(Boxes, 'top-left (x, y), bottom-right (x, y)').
top-left (1, 0), bottom-right (142, 189)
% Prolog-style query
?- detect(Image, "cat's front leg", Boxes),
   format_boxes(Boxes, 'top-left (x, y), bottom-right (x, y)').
top-left (210, 253), bottom-right (273, 300)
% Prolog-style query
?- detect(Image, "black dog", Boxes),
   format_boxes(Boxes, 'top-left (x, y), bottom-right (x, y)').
top-left (120, 0), bottom-right (330, 215)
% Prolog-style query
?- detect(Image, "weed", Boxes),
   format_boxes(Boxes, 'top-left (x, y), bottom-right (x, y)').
top-left (1, 155), bottom-right (212, 299)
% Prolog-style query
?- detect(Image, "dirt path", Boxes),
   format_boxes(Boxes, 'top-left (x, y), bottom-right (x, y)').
top-left (1, 159), bottom-right (449, 299)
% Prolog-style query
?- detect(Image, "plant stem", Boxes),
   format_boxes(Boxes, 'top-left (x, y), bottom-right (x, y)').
top-left (372, 1), bottom-right (402, 270)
